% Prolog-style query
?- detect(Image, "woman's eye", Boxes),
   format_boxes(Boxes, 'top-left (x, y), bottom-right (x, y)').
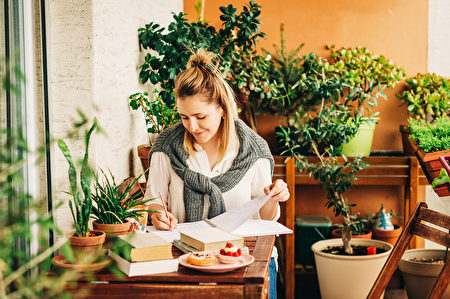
top-left (197, 116), bottom-right (206, 120)
top-left (181, 117), bottom-right (189, 120)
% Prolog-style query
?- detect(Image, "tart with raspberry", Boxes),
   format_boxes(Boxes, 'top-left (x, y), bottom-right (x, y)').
top-left (186, 252), bottom-right (217, 266)
top-left (218, 242), bottom-right (242, 264)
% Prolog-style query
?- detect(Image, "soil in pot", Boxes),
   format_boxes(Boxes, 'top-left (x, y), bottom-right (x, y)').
top-left (331, 228), bottom-right (372, 239)
top-left (322, 245), bottom-right (388, 256)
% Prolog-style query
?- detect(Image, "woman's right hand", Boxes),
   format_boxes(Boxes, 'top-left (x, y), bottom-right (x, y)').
top-left (150, 210), bottom-right (178, 231)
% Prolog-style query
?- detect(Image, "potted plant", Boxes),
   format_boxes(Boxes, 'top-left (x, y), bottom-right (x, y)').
top-left (57, 118), bottom-right (106, 262)
top-left (431, 156), bottom-right (450, 197)
top-left (398, 248), bottom-right (450, 299)
top-left (91, 170), bottom-right (155, 242)
top-left (396, 73), bottom-right (449, 155)
top-left (366, 207), bottom-right (403, 246)
top-left (280, 54), bottom-right (394, 298)
top-left (135, 1), bottom-right (279, 133)
top-left (408, 116), bottom-right (450, 196)
top-left (325, 46), bottom-right (405, 156)
top-left (128, 90), bottom-right (180, 178)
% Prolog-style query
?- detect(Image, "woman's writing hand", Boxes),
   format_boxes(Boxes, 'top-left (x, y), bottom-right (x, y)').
top-left (264, 179), bottom-right (289, 202)
top-left (150, 210), bottom-right (178, 231)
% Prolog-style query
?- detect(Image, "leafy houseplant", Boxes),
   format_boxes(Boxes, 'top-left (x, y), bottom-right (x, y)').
top-left (136, 1), bottom-right (279, 132)
top-left (280, 52), bottom-right (372, 253)
top-left (262, 22), bottom-right (305, 126)
top-left (129, 90), bottom-right (181, 146)
top-left (324, 46), bottom-right (405, 156)
top-left (396, 73), bottom-right (449, 123)
top-left (57, 118), bottom-right (106, 258)
top-left (408, 116), bottom-right (450, 196)
top-left (91, 170), bottom-right (155, 238)
top-left (397, 73), bottom-right (449, 154)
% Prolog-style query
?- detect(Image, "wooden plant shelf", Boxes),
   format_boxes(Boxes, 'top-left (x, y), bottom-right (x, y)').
top-left (273, 154), bottom-right (428, 299)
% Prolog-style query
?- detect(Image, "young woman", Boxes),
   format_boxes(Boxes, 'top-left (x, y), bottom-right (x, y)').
top-left (144, 48), bottom-right (289, 229)
top-left (144, 48), bottom-right (289, 298)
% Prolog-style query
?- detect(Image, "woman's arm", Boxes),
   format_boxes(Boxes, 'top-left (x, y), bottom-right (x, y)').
top-left (145, 152), bottom-right (178, 230)
top-left (251, 159), bottom-right (289, 220)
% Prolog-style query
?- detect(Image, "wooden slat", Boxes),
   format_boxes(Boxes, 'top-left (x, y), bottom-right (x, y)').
top-left (429, 260), bottom-right (450, 299)
top-left (413, 222), bottom-right (450, 247)
top-left (245, 235), bottom-right (274, 284)
top-left (417, 208), bottom-right (450, 230)
top-left (68, 282), bottom-right (244, 299)
top-left (284, 158), bottom-right (295, 299)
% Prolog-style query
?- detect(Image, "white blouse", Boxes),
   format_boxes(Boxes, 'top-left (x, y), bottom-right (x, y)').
top-left (143, 135), bottom-right (280, 223)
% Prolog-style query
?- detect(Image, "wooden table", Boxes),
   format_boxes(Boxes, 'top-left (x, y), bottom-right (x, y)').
top-left (65, 235), bottom-right (275, 299)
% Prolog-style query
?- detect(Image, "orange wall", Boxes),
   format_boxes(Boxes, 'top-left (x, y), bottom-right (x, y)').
top-left (183, 0), bottom-right (428, 222)
top-left (184, 0), bottom-right (428, 151)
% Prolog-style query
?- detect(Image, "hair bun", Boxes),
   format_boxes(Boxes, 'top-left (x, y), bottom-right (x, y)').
top-left (187, 48), bottom-right (216, 69)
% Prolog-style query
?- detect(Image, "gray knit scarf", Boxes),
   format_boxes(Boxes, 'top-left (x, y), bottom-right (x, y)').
top-left (149, 119), bottom-right (274, 222)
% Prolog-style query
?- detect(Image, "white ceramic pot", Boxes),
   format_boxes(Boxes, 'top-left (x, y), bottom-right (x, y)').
top-left (311, 238), bottom-right (393, 299)
top-left (398, 249), bottom-right (450, 299)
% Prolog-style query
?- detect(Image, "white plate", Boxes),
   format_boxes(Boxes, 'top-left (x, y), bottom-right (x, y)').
top-left (178, 251), bottom-right (254, 273)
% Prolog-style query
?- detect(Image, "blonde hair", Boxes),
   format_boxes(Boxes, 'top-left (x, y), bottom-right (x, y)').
top-left (174, 49), bottom-right (238, 161)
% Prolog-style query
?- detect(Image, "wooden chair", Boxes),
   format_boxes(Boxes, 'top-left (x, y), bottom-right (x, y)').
top-left (367, 201), bottom-right (450, 299)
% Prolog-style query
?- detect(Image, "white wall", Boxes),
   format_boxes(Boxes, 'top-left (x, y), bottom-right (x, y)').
top-left (47, 0), bottom-right (182, 234)
top-left (425, 0), bottom-right (450, 249)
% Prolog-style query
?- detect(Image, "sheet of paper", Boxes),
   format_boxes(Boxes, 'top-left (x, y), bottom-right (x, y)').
top-left (208, 189), bottom-right (276, 232)
top-left (231, 219), bottom-right (292, 237)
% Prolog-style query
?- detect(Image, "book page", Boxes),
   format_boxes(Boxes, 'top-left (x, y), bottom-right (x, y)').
top-left (208, 189), bottom-right (276, 232)
top-left (231, 219), bottom-right (292, 237)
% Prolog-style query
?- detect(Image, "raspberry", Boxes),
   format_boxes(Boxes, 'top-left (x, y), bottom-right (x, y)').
top-left (226, 251), bottom-right (232, 256)
top-left (237, 248), bottom-right (241, 255)
top-left (226, 242), bottom-right (233, 248)
top-left (220, 249), bottom-right (225, 255)
top-left (232, 252), bottom-right (239, 257)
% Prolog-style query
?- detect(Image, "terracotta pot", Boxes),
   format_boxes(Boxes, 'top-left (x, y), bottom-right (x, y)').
top-left (409, 139), bottom-right (450, 196)
top-left (68, 230), bottom-right (106, 262)
top-left (399, 124), bottom-right (415, 156)
top-left (331, 228), bottom-right (372, 239)
top-left (92, 220), bottom-right (130, 239)
top-left (372, 224), bottom-right (403, 245)
top-left (137, 144), bottom-right (151, 181)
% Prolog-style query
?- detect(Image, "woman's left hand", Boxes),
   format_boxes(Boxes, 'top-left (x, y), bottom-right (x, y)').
top-left (264, 179), bottom-right (289, 202)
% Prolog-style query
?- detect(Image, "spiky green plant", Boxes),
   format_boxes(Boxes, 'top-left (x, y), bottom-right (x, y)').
top-left (91, 170), bottom-right (155, 224)
top-left (57, 119), bottom-right (98, 238)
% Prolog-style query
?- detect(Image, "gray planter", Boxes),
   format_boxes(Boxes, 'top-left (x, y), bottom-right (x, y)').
top-left (398, 249), bottom-right (450, 299)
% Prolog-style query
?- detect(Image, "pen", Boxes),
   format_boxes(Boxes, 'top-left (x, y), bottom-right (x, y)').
top-left (158, 192), bottom-right (172, 231)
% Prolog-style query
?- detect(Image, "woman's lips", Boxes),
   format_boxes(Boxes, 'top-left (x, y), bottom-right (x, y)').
top-left (193, 131), bottom-right (205, 137)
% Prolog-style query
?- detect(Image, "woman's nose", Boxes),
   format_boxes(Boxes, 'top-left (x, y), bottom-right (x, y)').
top-left (187, 119), bottom-right (198, 132)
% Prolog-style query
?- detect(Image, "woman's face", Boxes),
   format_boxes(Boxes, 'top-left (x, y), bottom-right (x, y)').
top-left (177, 94), bottom-right (224, 147)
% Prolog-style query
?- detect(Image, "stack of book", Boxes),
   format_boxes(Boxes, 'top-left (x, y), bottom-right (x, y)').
top-left (109, 232), bottom-right (178, 277)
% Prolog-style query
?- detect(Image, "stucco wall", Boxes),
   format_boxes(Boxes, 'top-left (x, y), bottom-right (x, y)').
top-left (425, 0), bottom-right (450, 249)
top-left (47, 0), bottom-right (182, 234)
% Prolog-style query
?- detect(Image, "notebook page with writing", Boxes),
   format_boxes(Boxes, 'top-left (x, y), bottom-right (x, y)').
top-left (208, 189), bottom-right (276, 232)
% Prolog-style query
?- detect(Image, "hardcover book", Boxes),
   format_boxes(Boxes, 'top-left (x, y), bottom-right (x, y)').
top-left (179, 227), bottom-right (244, 251)
top-left (108, 250), bottom-right (178, 277)
top-left (111, 232), bottom-right (173, 262)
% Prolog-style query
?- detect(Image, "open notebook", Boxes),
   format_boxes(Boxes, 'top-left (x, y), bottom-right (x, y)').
top-left (147, 190), bottom-right (292, 243)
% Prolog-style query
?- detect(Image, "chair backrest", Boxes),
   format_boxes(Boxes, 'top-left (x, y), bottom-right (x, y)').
top-left (367, 201), bottom-right (450, 299)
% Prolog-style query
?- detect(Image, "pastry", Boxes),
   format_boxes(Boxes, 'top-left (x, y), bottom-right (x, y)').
top-left (186, 252), bottom-right (217, 266)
